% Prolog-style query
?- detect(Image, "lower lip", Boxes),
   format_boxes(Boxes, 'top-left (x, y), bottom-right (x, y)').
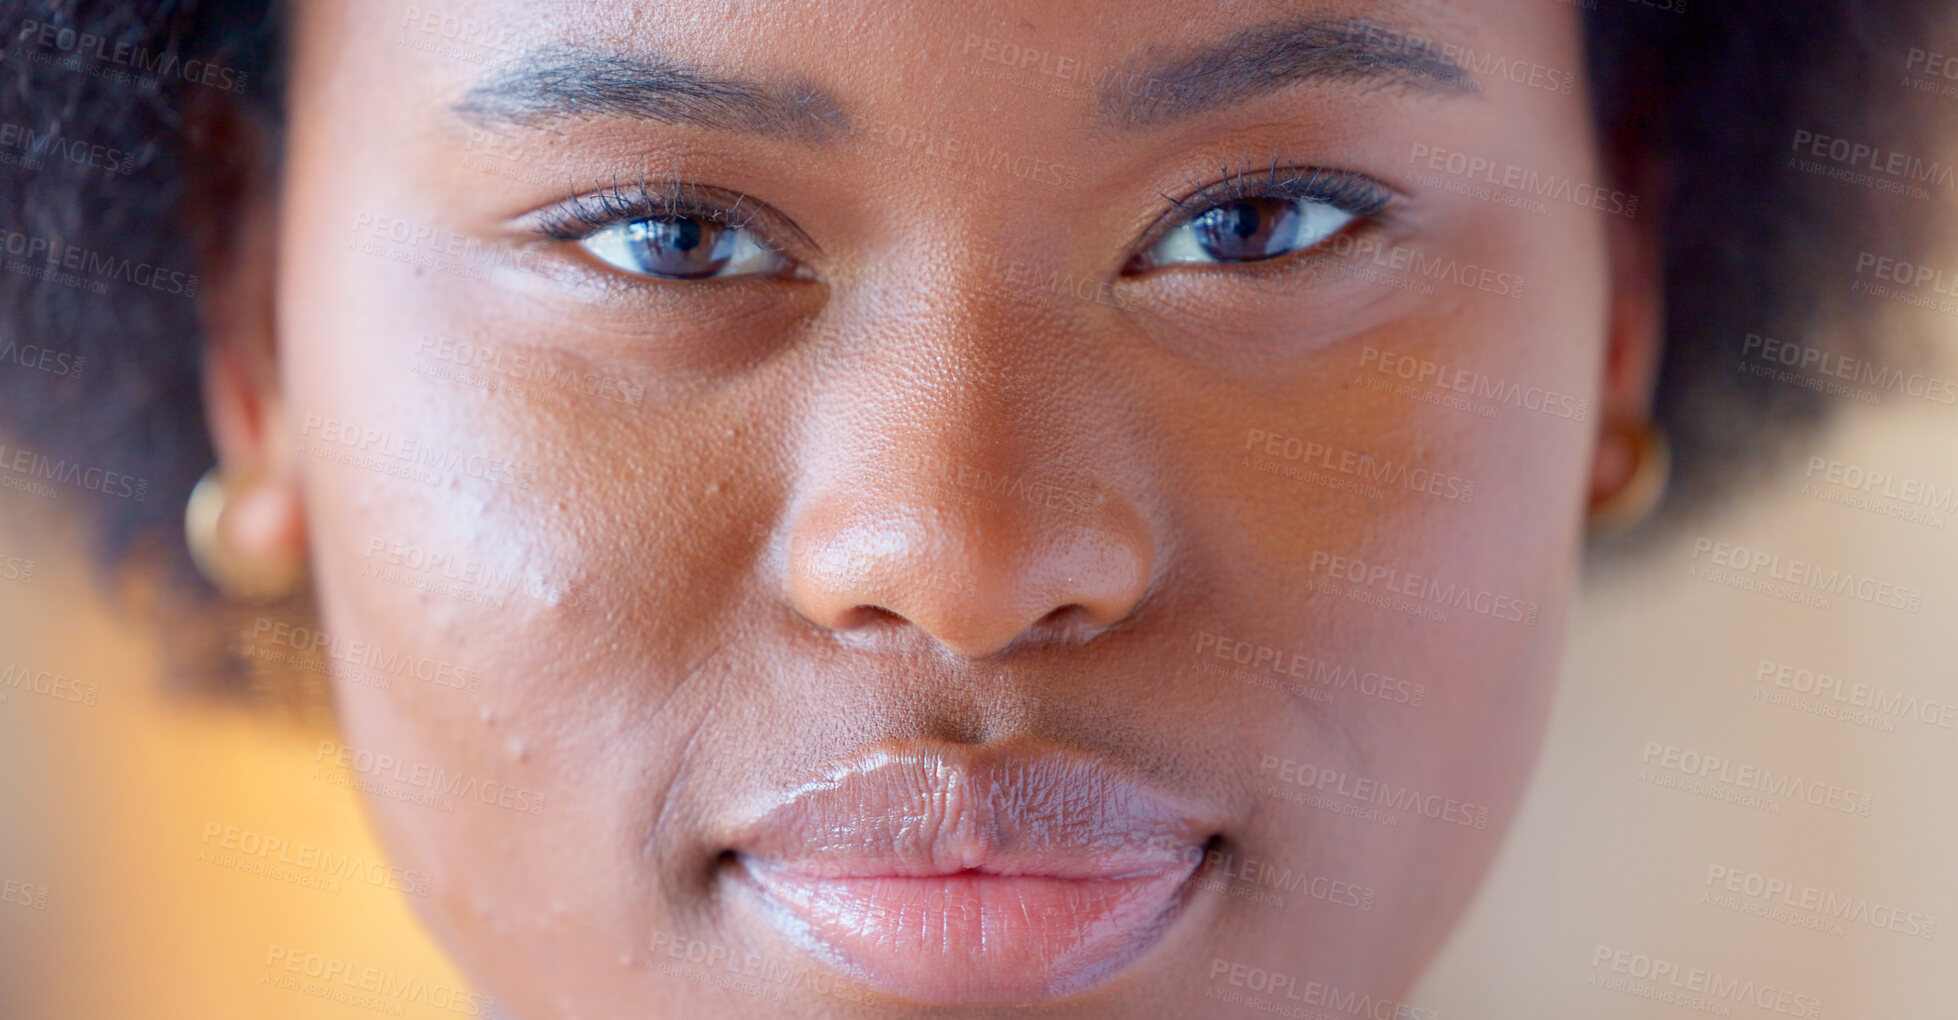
top-left (735, 858), bottom-right (1202, 1004)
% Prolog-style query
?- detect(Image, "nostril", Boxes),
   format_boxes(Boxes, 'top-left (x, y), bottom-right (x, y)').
top-left (1031, 603), bottom-right (1109, 642)
top-left (835, 604), bottom-right (907, 631)
top-left (784, 495), bottom-right (1154, 658)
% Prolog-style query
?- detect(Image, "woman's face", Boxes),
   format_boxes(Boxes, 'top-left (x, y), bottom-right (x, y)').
top-left (254, 0), bottom-right (1620, 1014)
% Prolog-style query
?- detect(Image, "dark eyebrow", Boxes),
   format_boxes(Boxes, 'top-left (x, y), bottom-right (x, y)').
top-left (453, 47), bottom-right (851, 143)
top-left (1099, 18), bottom-right (1479, 129)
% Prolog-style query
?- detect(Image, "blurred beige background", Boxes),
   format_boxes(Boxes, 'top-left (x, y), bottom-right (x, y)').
top-left (0, 517), bottom-right (488, 1020)
top-left (1420, 382), bottom-right (1958, 1017)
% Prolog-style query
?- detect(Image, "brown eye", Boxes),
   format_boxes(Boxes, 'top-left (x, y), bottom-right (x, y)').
top-left (580, 214), bottom-right (792, 280)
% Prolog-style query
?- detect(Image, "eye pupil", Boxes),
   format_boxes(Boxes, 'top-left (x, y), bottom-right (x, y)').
top-left (1193, 198), bottom-right (1304, 262)
top-left (1222, 203), bottom-right (1260, 238)
top-left (623, 216), bottom-right (737, 278)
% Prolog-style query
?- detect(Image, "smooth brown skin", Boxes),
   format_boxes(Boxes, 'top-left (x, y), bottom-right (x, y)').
top-left (200, 0), bottom-right (1661, 1015)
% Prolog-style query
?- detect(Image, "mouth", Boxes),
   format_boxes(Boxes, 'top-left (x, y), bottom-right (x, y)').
top-left (721, 738), bottom-right (1222, 1005)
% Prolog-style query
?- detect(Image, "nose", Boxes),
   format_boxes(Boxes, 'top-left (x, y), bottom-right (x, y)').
top-left (786, 484), bottom-right (1154, 659)
top-left (782, 303), bottom-right (1155, 660)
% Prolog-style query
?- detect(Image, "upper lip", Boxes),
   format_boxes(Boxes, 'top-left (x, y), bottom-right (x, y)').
top-left (728, 738), bottom-right (1218, 881)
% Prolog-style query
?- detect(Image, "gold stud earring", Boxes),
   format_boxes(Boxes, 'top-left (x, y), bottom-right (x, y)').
top-left (1588, 421), bottom-right (1671, 536)
top-left (184, 466), bottom-right (305, 601)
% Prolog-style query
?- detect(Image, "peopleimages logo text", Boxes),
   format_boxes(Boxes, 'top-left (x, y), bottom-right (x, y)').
top-left (1690, 538), bottom-right (1924, 612)
top-left (15, 20), bottom-right (250, 91)
top-left (1790, 129), bottom-right (1955, 187)
top-left (1640, 741), bottom-right (1874, 816)
top-left (1742, 331), bottom-right (1957, 405)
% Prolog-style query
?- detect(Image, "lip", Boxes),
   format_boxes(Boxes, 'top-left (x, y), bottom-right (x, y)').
top-left (723, 738), bottom-right (1220, 1005)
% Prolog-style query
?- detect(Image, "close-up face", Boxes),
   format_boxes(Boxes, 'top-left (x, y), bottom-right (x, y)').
top-left (240, 0), bottom-right (1629, 1014)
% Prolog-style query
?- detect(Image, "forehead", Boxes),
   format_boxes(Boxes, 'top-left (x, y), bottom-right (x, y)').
top-left (350, 0), bottom-right (1544, 124)
top-left (380, 0), bottom-right (1482, 51)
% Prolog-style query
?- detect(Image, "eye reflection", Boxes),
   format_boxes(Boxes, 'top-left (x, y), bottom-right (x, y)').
top-left (580, 214), bottom-right (792, 280)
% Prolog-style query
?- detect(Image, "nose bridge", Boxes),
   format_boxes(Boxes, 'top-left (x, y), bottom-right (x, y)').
top-left (783, 288), bottom-right (1153, 661)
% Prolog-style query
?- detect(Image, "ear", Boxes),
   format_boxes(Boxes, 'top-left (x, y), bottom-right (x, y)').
top-left (189, 93), bottom-right (307, 594)
top-left (1587, 200), bottom-right (1667, 516)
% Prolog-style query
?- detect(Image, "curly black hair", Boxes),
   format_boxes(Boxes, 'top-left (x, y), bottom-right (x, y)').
top-left (0, 0), bottom-right (1944, 640)
top-left (0, 1), bottom-right (280, 574)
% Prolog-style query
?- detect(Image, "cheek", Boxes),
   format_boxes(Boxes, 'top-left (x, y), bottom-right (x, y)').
top-left (278, 176), bottom-right (773, 662)
top-left (1191, 250), bottom-right (1600, 634)
top-left (1177, 244), bottom-right (1602, 920)
top-left (274, 224), bottom-right (795, 938)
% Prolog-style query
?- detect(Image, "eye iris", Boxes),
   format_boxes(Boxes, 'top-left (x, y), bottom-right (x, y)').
top-left (1192, 198), bottom-right (1304, 262)
top-left (623, 216), bottom-right (737, 278)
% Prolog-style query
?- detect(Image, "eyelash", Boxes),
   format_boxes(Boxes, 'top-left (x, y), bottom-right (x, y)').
top-left (1149, 158), bottom-right (1393, 241)
top-left (534, 178), bottom-right (770, 244)
top-left (530, 154), bottom-right (1395, 266)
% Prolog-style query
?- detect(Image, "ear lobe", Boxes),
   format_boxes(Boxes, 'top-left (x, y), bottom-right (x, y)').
top-left (193, 131), bottom-right (307, 595)
top-left (1588, 196), bottom-right (1668, 520)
